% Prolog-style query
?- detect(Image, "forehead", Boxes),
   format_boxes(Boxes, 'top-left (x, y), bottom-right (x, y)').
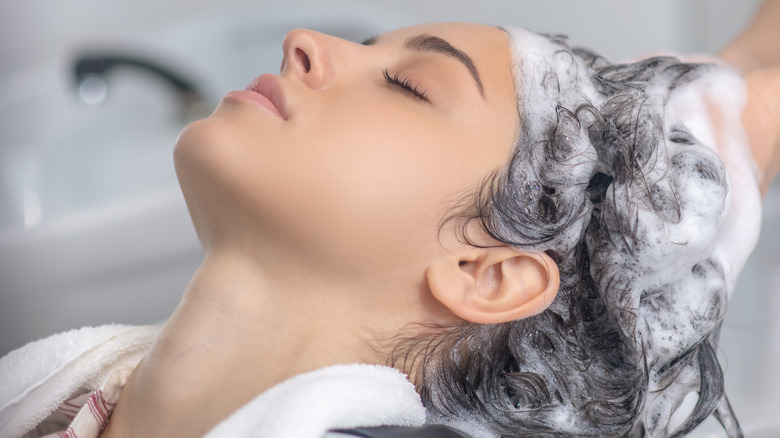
top-left (373, 22), bottom-right (506, 47)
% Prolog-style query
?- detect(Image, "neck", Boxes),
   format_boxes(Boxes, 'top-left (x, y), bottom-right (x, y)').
top-left (103, 252), bottom-right (393, 437)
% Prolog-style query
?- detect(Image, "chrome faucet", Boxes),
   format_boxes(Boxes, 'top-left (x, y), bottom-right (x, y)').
top-left (73, 53), bottom-right (212, 120)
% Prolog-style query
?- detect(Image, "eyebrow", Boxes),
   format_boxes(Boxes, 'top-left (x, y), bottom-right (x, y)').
top-left (362, 34), bottom-right (486, 98)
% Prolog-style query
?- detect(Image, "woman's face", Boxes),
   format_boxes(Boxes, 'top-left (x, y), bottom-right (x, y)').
top-left (174, 22), bottom-right (517, 279)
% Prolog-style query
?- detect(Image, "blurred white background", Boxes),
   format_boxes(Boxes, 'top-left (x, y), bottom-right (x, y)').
top-left (0, 0), bottom-right (776, 436)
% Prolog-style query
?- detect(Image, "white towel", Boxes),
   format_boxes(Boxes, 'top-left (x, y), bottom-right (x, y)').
top-left (0, 324), bottom-right (159, 438)
top-left (205, 364), bottom-right (426, 438)
top-left (0, 325), bottom-right (426, 438)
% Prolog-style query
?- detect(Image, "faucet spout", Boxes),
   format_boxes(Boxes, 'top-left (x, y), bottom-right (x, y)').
top-left (73, 53), bottom-right (211, 120)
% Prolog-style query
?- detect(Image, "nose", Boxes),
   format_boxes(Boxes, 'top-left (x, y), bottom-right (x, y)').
top-left (281, 29), bottom-right (342, 90)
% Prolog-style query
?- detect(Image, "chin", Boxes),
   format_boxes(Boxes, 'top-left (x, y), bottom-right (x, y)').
top-left (173, 113), bottom-right (295, 253)
top-left (173, 117), bottom-right (244, 239)
top-left (175, 118), bottom-right (219, 194)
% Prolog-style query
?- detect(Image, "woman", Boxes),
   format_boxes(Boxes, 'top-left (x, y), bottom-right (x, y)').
top-left (2, 14), bottom-right (779, 438)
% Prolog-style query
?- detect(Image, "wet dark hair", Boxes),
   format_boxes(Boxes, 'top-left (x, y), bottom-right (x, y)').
top-left (404, 32), bottom-right (742, 437)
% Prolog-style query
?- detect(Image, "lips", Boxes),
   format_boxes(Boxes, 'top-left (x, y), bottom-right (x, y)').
top-left (243, 74), bottom-right (288, 120)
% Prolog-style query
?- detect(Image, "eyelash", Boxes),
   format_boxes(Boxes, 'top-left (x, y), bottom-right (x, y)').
top-left (382, 68), bottom-right (429, 102)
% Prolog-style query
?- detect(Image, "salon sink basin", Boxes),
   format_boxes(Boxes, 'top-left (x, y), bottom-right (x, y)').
top-left (0, 66), bottom-right (184, 231)
top-left (0, 56), bottom-right (202, 357)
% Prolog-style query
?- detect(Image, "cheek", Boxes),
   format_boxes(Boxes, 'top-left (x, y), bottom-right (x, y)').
top-left (298, 111), bottom-right (470, 233)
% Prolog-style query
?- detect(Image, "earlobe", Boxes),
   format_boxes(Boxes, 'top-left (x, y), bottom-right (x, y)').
top-left (427, 247), bottom-right (560, 324)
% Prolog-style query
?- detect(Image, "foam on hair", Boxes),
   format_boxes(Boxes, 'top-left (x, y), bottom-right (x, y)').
top-left (418, 26), bottom-right (761, 437)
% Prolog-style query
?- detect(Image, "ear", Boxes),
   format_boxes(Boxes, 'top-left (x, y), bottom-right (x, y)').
top-left (426, 246), bottom-right (560, 324)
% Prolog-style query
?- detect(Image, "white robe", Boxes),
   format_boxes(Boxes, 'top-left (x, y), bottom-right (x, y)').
top-left (0, 325), bottom-right (426, 438)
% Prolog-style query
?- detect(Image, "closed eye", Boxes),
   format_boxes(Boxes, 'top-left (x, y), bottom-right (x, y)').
top-left (383, 69), bottom-right (429, 102)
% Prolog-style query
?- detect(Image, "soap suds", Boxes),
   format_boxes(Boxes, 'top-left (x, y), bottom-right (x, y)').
top-left (422, 26), bottom-right (761, 438)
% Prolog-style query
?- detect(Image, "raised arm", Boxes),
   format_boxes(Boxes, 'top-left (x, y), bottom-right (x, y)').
top-left (716, 0), bottom-right (780, 194)
top-left (719, 0), bottom-right (780, 73)
top-left (741, 67), bottom-right (780, 194)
